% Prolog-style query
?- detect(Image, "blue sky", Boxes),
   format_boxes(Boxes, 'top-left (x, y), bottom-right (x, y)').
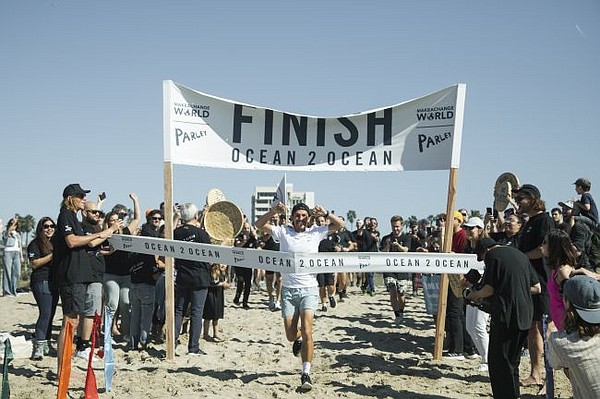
top-left (1, 1), bottom-right (599, 231)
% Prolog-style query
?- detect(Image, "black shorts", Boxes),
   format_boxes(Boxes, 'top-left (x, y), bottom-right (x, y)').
top-left (533, 292), bottom-right (549, 321)
top-left (317, 273), bottom-right (335, 287)
top-left (60, 283), bottom-right (88, 316)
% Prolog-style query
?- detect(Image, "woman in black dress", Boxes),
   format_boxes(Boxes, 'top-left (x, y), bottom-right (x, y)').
top-left (203, 263), bottom-right (230, 341)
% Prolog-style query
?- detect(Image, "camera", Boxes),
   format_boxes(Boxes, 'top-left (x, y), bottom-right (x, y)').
top-left (462, 287), bottom-right (473, 300)
top-left (463, 286), bottom-right (493, 314)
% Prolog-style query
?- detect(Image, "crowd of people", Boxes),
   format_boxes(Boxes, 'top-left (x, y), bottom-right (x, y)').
top-left (1, 177), bottom-right (600, 397)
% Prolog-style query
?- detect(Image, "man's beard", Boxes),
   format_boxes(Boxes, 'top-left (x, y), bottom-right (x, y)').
top-left (85, 217), bottom-right (99, 225)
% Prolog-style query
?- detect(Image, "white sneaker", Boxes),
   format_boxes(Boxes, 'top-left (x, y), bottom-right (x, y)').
top-left (74, 347), bottom-right (91, 360)
top-left (477, 363), bottom-right (488, 372)
top-left (274, 301), bottom-right (281, 310)
top-left (442, 352), bottom-right (465, 360)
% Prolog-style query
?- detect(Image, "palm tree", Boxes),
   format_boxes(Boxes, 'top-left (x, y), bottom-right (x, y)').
top-left (17, 214), bottom-right (36, 248)
top-left (346, 210), bottom-right (357, 226)
top-left (472, 210), bottom-right (483, 219)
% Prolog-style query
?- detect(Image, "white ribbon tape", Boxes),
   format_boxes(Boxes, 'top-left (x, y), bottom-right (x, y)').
top-left (109, 234), bottom-right (483, 274)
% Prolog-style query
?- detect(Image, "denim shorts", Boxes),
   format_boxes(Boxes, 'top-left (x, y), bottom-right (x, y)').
top-left (280, 286), bottom-right (319, 318)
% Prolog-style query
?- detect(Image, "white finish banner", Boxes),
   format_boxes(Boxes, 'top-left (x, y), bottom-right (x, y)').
top-left (163, 81), bottom-right (466, 171)
top-left (109, 235), bottom-right (482, 275)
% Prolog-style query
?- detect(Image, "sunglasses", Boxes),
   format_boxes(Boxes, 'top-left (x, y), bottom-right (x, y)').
top-left (152, 217), bottom-right (163, 221)
top-left (43, 224), bottom-right (55, 229)
top-left (87, 210), bottom-right (102, 216)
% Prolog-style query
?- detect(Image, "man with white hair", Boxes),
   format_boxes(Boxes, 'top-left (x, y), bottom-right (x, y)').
top-left (173, 203), bottom-right (212, 355)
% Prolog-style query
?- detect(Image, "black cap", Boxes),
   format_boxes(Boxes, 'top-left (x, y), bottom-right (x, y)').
top-left (573, 177), bottom-right (591, 189)
top-left (291, 203), bottom-right (311, 215)
top-left (513, 183), bottom-right (541, 199)
top-left (474, 238), bottom-right (497, 261)
top-left (62, 183), bottom-right (90, 198)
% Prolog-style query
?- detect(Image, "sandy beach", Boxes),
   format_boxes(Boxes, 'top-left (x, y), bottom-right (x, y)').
top-left (1, 282), bottom-right (572, 399)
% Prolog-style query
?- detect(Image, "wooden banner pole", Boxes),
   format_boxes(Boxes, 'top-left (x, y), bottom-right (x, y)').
top-left (163, 161), bottom-right (175, 360)
top-left (433, 167), bottom-right (459, 360)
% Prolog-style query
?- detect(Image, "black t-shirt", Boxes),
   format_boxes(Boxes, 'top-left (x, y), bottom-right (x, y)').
top-left (104, 227), bottom-right (133, 276)
top-left (380, 232), bottom-right (413, 280)
top-left (82, 220), bottom-right (106, 282)
top-left (518, 212), bottom-right (553, 284)
top-left (131, 224), bottom-right (161, 285)
top-left (53, 207), bottom-right (93, 286)
top-left (580, 192), bottom-right (598, 224)
top-left (28, 239), bottom-right (51, 284)
top-left (173, 224), bottom-right (211, 289)
top-left (262, 236), bottom-right (280, 251)
top-left (490, 231), bottom-right (520, 248)
top-left (358, 228), bottom-right (379, 252)
top-left (337, 229), bottom-right (355, 249)
top-left (318, 236), bottom-right (338, 252)
top-left (481, 245), bottom-right (535, 330)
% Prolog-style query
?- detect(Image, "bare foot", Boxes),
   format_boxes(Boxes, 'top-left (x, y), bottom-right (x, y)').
top-left (521, 376), bottom-right (543, 387)
top-left (537, 382), bottom-right (546, 396)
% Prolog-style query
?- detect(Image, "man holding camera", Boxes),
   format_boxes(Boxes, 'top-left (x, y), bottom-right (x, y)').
top-left (465, 234), bottom-right (540, 399)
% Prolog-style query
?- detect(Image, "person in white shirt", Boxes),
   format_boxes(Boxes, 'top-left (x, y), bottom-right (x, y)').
top-left (255, 202), bottom-right (343, 392)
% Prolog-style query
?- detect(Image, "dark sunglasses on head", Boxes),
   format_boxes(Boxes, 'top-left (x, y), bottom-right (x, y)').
top-left (43, 224), bottom-right (55, 229)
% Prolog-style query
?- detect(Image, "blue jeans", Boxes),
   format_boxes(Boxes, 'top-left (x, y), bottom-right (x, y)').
top-left (103, 274), bottom-right (132, 335)
top-left (174, 285), bottom-right (208, 352)
top-left (153, 273), bottom-right (165, 325)
top-left (31, 280), bottom-right (59, 340)
top-left (3, 251), bottom-right (21, 296)
top-left (365, 272), bottom-right (375, 292)
top-left (130, 283), bottom-right (155, 347)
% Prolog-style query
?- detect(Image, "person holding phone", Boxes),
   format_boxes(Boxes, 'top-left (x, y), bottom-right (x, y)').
top-left (54, 184), bottom-right (116, 375)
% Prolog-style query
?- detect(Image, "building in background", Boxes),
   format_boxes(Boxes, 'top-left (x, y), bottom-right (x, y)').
top-left (251, 183), bottom-right (314, 222)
